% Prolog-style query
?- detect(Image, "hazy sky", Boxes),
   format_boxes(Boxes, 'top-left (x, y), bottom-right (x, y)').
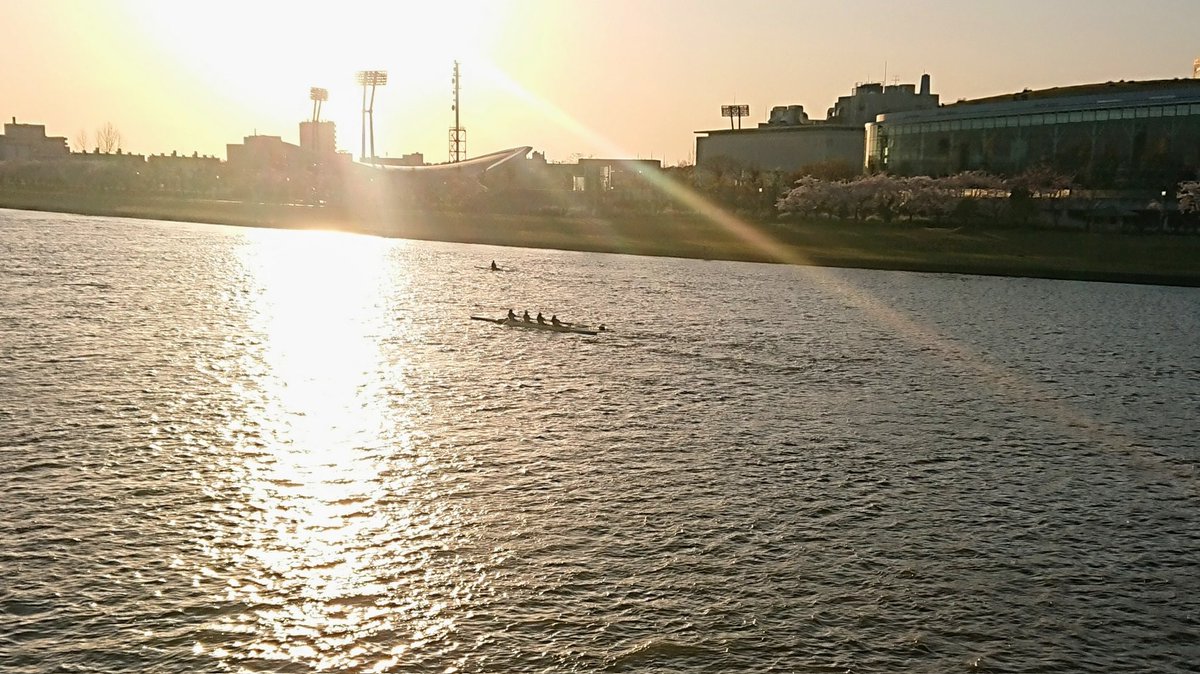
top-left (3, 0), bottom-right (1198, 165)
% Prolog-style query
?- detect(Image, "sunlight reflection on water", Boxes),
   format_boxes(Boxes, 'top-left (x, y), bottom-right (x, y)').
top-left (194, 230), bottom-right (458, 671)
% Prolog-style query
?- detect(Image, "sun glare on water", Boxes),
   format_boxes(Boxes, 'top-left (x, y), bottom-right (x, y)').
top-left (188, 229), bottom-right (462, 670)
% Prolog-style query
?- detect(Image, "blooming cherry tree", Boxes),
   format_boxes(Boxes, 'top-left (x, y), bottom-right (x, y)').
top-left (1178, 181), bottom-right (1200, 214)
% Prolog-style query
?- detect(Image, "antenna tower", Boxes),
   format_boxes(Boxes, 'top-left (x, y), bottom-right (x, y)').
top-left (449, 61), bottom-right (466, 162)
top-left (355, 70), bottom-right (388, 163)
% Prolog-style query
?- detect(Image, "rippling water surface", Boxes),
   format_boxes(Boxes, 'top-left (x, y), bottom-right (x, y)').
top-left (2, 209), bottom-right (1198, 673)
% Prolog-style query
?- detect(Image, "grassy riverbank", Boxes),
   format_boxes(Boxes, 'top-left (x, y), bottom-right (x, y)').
top-left (3, 188), bottom-right (1199, 286)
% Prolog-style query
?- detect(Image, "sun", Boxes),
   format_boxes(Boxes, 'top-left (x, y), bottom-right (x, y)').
top-left (115, 0), bottom-right (510, 153)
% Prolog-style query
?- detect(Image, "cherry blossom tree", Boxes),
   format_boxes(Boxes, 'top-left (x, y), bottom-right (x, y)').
top-left (901, 176), bottom-right (958, 221)
top-left (1177, 181), bottom-right (1200, 214)
top-left (778, 170), bottom-right (1084, 225)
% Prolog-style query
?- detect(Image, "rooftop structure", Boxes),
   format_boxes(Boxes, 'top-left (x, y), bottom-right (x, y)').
top-left (827, 74), bottom-right (939, 126)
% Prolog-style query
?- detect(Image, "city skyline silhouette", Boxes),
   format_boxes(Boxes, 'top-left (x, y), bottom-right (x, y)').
top-left (3, 0), bottom-right (1198, 164)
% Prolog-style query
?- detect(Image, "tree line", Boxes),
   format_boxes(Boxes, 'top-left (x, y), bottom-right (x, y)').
top-left (775, 168), bottom-right (1073, 225)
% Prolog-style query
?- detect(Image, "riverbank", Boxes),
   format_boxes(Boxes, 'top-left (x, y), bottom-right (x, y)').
top-left (3, 188), bottom-right (1199, 286)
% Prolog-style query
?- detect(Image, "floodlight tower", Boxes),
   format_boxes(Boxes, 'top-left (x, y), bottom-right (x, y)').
top-left (310, 87), bottom-right (328, 123)
top-left (721, 104), bottom-right (749, 130)
top-left (303, 87), bottom-right (332, 163)
top-left (355, 70), bottom-right (388, 163)
top-left (306, 87), bottom-right (331, 162)
top-left (449, 61), bottom-right (466, 163)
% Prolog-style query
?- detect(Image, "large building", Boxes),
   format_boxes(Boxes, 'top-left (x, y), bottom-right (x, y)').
top-left (0, 118), bottom-right (68, 161)
top-left (695, 124), bottom-right (864, 174)
top-left (695, 76), bottom-right (938, 173)
top-left (865, 78), bottom-right (1200, 189)
top-left (227, 121), bottom-right (350, 172)
top-left (226, 134), bottom-right (303, 171)
top-left (298, 121), bottom-right (336, 157)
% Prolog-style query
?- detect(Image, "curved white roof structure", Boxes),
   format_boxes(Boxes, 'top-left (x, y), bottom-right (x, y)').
top-left (370, 146), bottom-right (531, 176)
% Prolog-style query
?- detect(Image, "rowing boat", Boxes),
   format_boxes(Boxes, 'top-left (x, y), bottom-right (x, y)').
top-left (470, 315), bottom-right (601, 335)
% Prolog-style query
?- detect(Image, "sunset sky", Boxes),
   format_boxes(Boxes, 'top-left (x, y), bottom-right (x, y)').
top-left (3, 0), bottom-right (1198, 165)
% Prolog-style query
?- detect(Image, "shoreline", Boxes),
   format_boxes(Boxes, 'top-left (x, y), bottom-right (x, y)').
top-left (3, 189), bottom-right (1199, 287)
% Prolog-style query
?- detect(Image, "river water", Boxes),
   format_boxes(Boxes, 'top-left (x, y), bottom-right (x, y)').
top-left (1, 208), bottom-right (1197, 673)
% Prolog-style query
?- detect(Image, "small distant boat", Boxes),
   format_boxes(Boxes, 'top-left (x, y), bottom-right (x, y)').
top-left (475, 265), bottom-right (509, 272)
top-left (470, 315), bottom-right (602, 336)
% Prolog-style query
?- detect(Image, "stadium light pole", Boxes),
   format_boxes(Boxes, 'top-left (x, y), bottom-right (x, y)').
top-left (355, 70), bottom-right (388, 163)
top-left (721, 104), bottom-right (749, 130)
top-left (309, 87), bottom-right (328, 160)
top-left (310, 87), bottom-right (328, 123)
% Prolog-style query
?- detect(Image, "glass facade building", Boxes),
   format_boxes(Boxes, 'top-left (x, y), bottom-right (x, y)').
top-left (865, 80), bottom-right (1200, 189)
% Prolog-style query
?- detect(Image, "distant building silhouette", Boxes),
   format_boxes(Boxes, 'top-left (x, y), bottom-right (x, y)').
top-left (299, 120), bottom-right (336, 157)
top-left (695, 75), bottom-right (938, 173)
top-left (574, 158), bottom-right (662, 194)
top-left (228, 120), bottom-right (350, 172)
top-left (0, 118), bottom-right (68, 160)
top-left (146, 151), bottom-right (219, 174)
top-left (372, 153), bottom-right (425, 167)
top-left (226, 134), bottom-right (301, 171)
top-left (75, 149), bottom-right (146, 164)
